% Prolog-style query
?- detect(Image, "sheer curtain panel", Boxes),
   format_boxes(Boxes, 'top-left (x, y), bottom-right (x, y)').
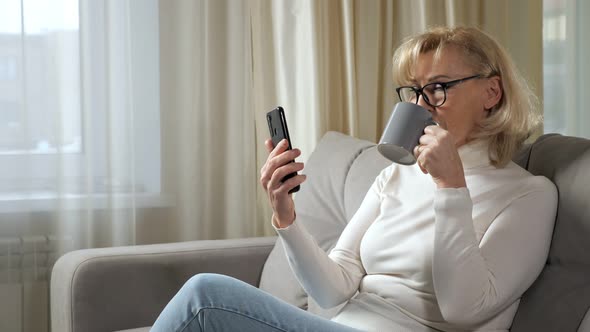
top-left (543, 0), bottom-right (590, 138)
top-left (1, 1), bottom-right (259, 331)
top-left (0, 0), bottom-right (165, 330)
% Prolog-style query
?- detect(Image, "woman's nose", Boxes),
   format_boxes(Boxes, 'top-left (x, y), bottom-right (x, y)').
top-left (416, 94), bottom-right (432, 110)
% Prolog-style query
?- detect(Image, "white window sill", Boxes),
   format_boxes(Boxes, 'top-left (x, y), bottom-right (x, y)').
top-left (0, 193), bottom-right (175, 213)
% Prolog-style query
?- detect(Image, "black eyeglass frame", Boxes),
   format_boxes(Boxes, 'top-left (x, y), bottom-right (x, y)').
top-left (395, 74), bottom-right (482, 107)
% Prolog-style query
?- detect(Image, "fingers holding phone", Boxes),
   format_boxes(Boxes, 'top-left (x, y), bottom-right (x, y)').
top-left (260, 107), bottom-right (307, 228)
top-left (266, 107), bottom-right (301, 193)
top-left (260, 138), bottom-right (306, 228)
top-left (266, 141), bottom-right (305, 190)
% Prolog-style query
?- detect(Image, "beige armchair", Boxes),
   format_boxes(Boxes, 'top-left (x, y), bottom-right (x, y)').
top-left (51, 131), bottom-right (590, 332)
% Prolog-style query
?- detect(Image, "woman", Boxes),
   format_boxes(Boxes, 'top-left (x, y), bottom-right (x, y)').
top-left (152, 26), bottom-right (557, 332)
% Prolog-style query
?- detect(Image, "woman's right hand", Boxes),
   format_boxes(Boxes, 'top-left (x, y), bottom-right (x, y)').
top-left (260, 139), bottom-right (307, 228)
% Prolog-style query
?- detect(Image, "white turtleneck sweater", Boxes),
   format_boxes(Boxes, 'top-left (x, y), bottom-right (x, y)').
top-left (275, 141), bottom-right (558, 332)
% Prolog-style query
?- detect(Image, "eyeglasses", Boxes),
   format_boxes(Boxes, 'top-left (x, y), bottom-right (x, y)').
top-left (395, 74), bottom-right (482, 107)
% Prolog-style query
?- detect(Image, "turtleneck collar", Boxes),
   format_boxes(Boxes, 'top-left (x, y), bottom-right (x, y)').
top-left (457, 139), bottom-right (492, 169)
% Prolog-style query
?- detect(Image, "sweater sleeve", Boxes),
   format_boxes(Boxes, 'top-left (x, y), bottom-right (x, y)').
top-left (432, 179), bottom-right (558, 326)
top-left (275, 171), bottom-right (384, 308)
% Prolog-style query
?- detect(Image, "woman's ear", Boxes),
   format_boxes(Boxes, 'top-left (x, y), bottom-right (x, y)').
top-left (484, 76), bottom-right (502, 110)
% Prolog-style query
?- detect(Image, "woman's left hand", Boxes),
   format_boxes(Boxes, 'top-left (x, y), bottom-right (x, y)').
top-left (413, 125), bottom-right (467, 189)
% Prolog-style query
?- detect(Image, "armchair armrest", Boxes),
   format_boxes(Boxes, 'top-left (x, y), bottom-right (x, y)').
top-left (50, 236), bottom-right (277, 332)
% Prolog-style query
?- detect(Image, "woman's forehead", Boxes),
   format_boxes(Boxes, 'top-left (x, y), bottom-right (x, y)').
top-left (411, 48), bottom-right (472, 79)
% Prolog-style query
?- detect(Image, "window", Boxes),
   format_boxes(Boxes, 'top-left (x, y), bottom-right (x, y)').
top-left (543, 0), bottom-right (590, 138)
top-left (0, 0), bottom-right (162, 209)
top-left (542, 1), bottom-right (567, 134)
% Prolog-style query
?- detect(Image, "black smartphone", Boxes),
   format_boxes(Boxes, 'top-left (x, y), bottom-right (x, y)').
top-left (266, 106), bottom-right (300, 193)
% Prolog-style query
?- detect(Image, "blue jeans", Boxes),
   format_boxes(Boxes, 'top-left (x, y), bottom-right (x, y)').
top-left (150, 273), bottom-right (361, 332)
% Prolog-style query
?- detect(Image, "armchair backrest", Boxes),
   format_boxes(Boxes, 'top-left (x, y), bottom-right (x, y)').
top-left (510, 134), bottom-right (590, 332)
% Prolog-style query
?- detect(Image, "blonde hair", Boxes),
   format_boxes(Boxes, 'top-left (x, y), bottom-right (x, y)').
top-left (392, 26), bottom-right (541, 167)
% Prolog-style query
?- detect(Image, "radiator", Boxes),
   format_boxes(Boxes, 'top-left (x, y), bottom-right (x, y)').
top-left (0, 236), bottom-right (71, 332)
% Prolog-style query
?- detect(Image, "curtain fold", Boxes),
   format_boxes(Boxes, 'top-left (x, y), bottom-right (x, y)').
top-left (159, 0), bottom-right (258, 240)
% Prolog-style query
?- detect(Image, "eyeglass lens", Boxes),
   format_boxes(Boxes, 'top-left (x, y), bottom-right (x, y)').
top-left (399, 84), bottom-right (445, 107)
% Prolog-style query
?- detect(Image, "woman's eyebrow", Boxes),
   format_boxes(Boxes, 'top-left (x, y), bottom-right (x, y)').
top-left (426, 74), bottom-right (452, 82)
top-left (408, 74), bottom-right (453, 86)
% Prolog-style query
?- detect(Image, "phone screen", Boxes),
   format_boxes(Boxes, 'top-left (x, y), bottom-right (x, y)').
top-left (266, 106), bottom-right (300, 193)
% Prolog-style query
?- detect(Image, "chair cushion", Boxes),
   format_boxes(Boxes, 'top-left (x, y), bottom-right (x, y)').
top-left (510, 134), bottom-right (590, 331)
top-left (259, 131), bottom-right (389, 315)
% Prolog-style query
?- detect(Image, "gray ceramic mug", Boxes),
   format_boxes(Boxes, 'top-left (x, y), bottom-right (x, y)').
top-left (378, 102), bottom-right (436, 165)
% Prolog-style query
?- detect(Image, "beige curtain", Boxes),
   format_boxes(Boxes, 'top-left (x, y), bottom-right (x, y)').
top-left (250, 0), bottom-right (542, 235)
top-left (157, 0), bottom-right (544, 238)
top-left (137, 0), bottom-right (545, 240)
top-left (159, 0), bottom-right (260, 240)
